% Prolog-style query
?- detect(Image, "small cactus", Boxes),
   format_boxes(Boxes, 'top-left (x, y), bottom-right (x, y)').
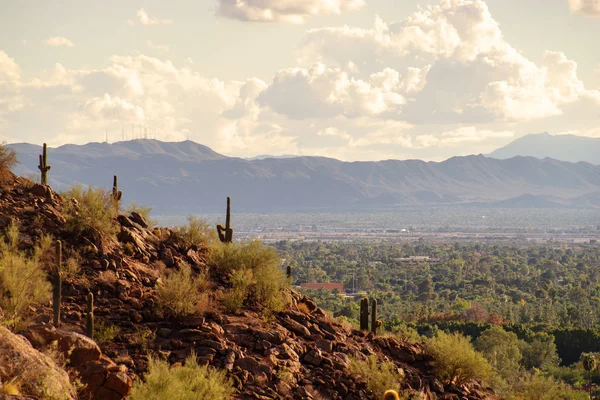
top-left (86, 293), bottom-right (94, 339)
top-left (52, 240), bottom-right (62, 327)
top-left (112, 175), bottom-right (123, 211)
top-left (286, 265), bottom-right (292, 279)
top-left (371, 299), bottom-right (378, 335)
top-left (38, 143), bottom-right (51, 185)
top-left (216, 197), bottom-right (233, 243)
top-left (360, 297), bottom-right (369, 331)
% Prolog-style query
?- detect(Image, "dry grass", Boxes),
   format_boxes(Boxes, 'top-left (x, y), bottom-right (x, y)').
top-left (175, 216), bottom-right (217, 249)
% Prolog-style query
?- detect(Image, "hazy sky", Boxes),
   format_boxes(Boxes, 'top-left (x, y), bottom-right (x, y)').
top-left (1, 0), bottom-right (599, 160)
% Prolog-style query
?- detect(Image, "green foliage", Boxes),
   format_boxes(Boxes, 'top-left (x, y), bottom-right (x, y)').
top-left (176, 216), bottom-right (217, 249)
top-left (475, 326), bottom-right (522, 382)
top-left (129, 352), bottom-right (235, 400)
top-left (94, 319), bottom-right (120, 344)
top-left (0, 220), bottom-right (52, 330)
top-left (61, 185), bottom-right (118, 238)
top-left (156, 263), bottom-right (209, 318)
top-left (210, 240), bottom-right (288, 314)
top-left (509, 372), bottom-right (589, 400)
top-left (347, 355), bottom-right (403, 398)
top-left (519, 333), bottom-right (559, 371)
top-left (425, 331), bottom-right (493, 385)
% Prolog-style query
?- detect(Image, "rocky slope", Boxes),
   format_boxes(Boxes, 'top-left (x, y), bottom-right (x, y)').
top-left (0, 173), bottom-right (498, 400)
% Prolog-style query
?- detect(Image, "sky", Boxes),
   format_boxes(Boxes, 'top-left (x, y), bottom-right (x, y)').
top-left (1, 0), bottom-right (599, 161)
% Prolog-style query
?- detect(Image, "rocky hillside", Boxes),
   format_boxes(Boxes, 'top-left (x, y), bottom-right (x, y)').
top-left (0, 173), bottom-right (498, 400)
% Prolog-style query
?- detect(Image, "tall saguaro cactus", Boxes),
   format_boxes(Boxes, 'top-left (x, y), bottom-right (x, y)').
top-left (86, 293), bottom-right (94, 339)
top-left (371, 299), bottom-right (379, 335)
top-left (38, 143), bottom-right (51, 185)
top-left (360, 297), bottom-right (369, 331)
top-left (217, 197), bottom-right (233, 243)
top-left (112, 175), bottom-right (123, 211)
top-left (53, 240), bottom-right (62, 327)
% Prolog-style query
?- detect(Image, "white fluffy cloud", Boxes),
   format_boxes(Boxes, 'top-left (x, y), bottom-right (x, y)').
top-left (258, 63), bottom-right (405, 119)
top-left (568, 0), bottom-right (600, 16)
top-left (129, 9), bottom-right (173, 26)
top-left (44, 37), bottom-right (74, 47)
top-left (216, 0), bottom-right (365, 23)
top-left (298, 0), bottom-right (600, 124)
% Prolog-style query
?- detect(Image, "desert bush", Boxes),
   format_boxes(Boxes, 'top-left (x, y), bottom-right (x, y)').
top-left (0, 221), bottom-right (52, 330)
top-left (61, 185), bottom-right (118, 238)
top-left (347, 355), bottom-right (404, 398)
top-left (94, 319), bottom-right (120, 344)
top-left (176, 216), bottom-right (216, 249)
top-left (126, 202), bottom-right (155, 227)
top-left (129, 352), bottom-right (235, 400)
top-left (0, 142), bottom-right (17, 184)
top-left (425, 331), bottom-right (493, 386)
top-left (510, 372), bottom-right (588, 400)
top-left (156, 263), bottom-right (210, 318)
top-left (210, 241), bottom-right (288, 314)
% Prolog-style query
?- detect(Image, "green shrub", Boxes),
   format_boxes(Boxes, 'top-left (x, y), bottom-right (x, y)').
top-left (425, 331), bottom-right (493, 386)
top-left (129, 352), bottom-right (235, 400)
top-left (176, 216), bottom-right (216, 249)
top-left (347, 355), bottom-right (403, 398)
top-left (156, 263), bottom-right (210, 318)
top-left (0, 220), bottom-right (52, 330)
top-left (61, 185), bottom-right (118, 238)
top-left (94, 319), bottom-right (120, 344)
top-left (510, 372), bottom-right (588, 400)
top-left (210, 241), bottom-right (288, 314)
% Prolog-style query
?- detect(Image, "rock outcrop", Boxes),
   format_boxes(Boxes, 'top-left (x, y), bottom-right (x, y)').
top-left (0, 174), bottom-right (498, 399)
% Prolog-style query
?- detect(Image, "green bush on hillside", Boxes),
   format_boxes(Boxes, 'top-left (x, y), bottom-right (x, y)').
top-left (61, 185), bottom-right (118, 238)
top-left (347, 355), bottom-right (404, 398)
top-left (210, 240), bottom-right (288, 314)
top-left (175, 216), bottom-right (216, 249)
top-left (129, 352), bottom-right (235, 400)
top-left (156, 263), bottom-right (210, 318)
top-left (0, 220), bottom-right (52, 331)
top-left (425, 331), bottom-right (493, 386)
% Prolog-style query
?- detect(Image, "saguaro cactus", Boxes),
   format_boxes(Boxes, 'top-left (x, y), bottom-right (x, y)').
top-left (53, 240), bottom-right (62, 327)
top-left (216, 197), bottom-right (233, 243)
top-left (38, 143), bottom-right (51, 185)
top-left (371, 299), bottom-right (379, 335)
top-left (86, 293), bottom-right (94, 339)
top-left (286, 265), bottom-right (292, 279)
top-left (360, 297), bottom-right (369, 331)
top-left (112, 175), bottom-right (123, 211)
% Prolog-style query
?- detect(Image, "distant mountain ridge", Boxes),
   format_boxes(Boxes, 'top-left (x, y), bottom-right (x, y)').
top-left (9, 139), bottom-right (600, 213)
top-left (489, 132), bottom-right (600, 164)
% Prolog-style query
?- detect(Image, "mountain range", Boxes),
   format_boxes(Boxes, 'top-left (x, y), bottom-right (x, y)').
top-left (489, 132), bottom-right (600, 164)
top-left (9, 139), bottom-right (600, 213)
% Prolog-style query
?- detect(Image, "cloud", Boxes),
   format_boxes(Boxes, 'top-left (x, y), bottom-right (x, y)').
top-left (258, 63), bottom-right (406, 119)
top-left (130, 9), bottom-right (173, 26)
top-left (44, 36), bottom-right (74, 47)
top-left (216, 0), bottom-right (365, 24)
top-left (146, 40), bottom-right (169, 53)
top-left (298, 0), bottom-right (599, 123)
top-left (568, 0), bottom-right (600, 16)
